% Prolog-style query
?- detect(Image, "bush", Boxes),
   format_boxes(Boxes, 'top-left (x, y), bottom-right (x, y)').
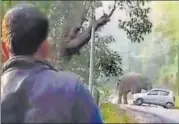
top-left (100, 103), bottom-right (137, 123)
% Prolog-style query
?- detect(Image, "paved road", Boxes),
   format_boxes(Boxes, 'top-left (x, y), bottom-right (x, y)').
top-left (110, 95), bottom-right (179, 123)
top-left (120, 105), bottom-right (168, 123)
top-left (121, 104), bottom-right (179, 123)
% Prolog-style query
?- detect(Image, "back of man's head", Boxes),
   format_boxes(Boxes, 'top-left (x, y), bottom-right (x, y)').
top-left (2, 4), bottom-right (49, 56)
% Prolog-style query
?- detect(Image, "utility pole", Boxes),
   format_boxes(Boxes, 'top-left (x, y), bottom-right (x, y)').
top-left (88, 2), bottom-right (95, 93)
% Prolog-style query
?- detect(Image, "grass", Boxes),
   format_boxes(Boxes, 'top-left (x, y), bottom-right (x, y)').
top-left (100, 103), bottom-right (137, 123)
top-left (175, 96), bottom-right (179, 109)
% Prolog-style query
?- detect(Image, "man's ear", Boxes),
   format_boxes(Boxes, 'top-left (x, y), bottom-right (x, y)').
top-left (1, 41), bottom-right (9, 63)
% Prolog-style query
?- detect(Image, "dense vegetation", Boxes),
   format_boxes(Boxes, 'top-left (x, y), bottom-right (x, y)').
top-left (141, 2), bottom-right (179, 94)
top-left (152, 2), bottom-right (178, 93)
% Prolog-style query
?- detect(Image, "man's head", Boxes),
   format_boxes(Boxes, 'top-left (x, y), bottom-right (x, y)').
top-left (2, 4), bottom-right (49, 60)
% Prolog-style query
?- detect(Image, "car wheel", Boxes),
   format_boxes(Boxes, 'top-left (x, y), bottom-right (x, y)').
top-left (165, 102), bottom-right (174, 109)
top-left (135, 98), bottom-right (143, 106)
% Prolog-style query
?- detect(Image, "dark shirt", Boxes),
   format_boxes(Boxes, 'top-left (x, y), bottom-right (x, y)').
top-left (1, 56), bottom-right (103, 123)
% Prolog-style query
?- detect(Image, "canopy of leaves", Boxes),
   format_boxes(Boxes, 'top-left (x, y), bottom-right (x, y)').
top-left (117, 1), bottom-right (152, 43)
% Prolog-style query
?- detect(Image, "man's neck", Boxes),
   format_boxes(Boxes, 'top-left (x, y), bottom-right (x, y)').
top-left (33, 51), bottom-right (48, 61)
top-left (9, 54), bottom-right (45, 62)
top-left (33, 55), bottom-right (46, 61)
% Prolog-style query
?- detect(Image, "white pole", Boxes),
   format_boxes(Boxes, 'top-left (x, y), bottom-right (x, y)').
top-left (88, 3), bottom-right (95, 93)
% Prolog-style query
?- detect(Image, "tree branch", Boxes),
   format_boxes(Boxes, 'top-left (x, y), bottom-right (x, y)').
top-left (108, 0), bottom-right (117, 17)
top-left (61, 2), bottom-right (117, 60)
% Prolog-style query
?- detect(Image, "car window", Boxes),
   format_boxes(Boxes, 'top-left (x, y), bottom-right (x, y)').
top-left (148, 90), bottom-right (159, 95)
top-left (159, 91), bottom-right (169, 96)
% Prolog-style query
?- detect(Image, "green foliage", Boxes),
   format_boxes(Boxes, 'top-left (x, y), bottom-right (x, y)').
top-left (96, 36), bottom-right (123, 77)
top-left (100, 103), bottom-right (137, 123)
top-left (151, 2), bottom-right (179, 90)
top-left (153, 2), bottom-right (179, 44)
top-left (175, 96), bottom-right (179, 109)
top-left (159, 63), bottom-right (177, 79)
top-left (64, 34), bottom-right (123, 84)
top-left (117, 1), bottom-right (152, 43)
top-left (97, 84), bottom-right (112, 102)
top-left (152, 1), bottom-right (179, 54)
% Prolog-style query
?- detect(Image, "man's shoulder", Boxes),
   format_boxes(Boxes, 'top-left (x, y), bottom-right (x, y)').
top-left (35, 69), bottom-right (81, 89)
top-left (46, 70), bottom-right (80, 81)
top-left (58, 71), bottom-right (81, 81)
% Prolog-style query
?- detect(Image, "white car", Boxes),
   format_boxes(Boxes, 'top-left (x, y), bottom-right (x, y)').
top-left (132, 88), bottom-right (175, 109)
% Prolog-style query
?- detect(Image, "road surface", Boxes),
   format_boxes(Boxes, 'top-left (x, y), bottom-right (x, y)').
top-left (121, 104), bottom-right (179, 123)
top-left (110, 95), bottom-right (179, 123)
top-left (120, 105), bottom-right (169, 123)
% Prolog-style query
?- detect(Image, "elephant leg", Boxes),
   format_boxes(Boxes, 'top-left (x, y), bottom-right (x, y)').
top-left (123, 93), bottom-right (128, 104)
top-left (118, 92), bottom-right (122, 104)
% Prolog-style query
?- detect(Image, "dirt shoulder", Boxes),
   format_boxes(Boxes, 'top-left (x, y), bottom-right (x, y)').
top-left (100, 103), bottom-right (137, 123)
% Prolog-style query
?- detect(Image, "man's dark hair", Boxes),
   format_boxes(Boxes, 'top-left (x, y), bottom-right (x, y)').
top-left (2, 4), bottom-right (49, 55)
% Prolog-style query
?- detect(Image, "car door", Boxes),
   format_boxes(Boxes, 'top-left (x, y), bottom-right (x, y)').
top-left (157, 90), bottom-right (169, 105)
top-left (145, 90), bottom-right (160, 104)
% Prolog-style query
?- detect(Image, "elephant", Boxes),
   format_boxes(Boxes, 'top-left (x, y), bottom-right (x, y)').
top-left (115, 72), bottom-right (152, 104)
